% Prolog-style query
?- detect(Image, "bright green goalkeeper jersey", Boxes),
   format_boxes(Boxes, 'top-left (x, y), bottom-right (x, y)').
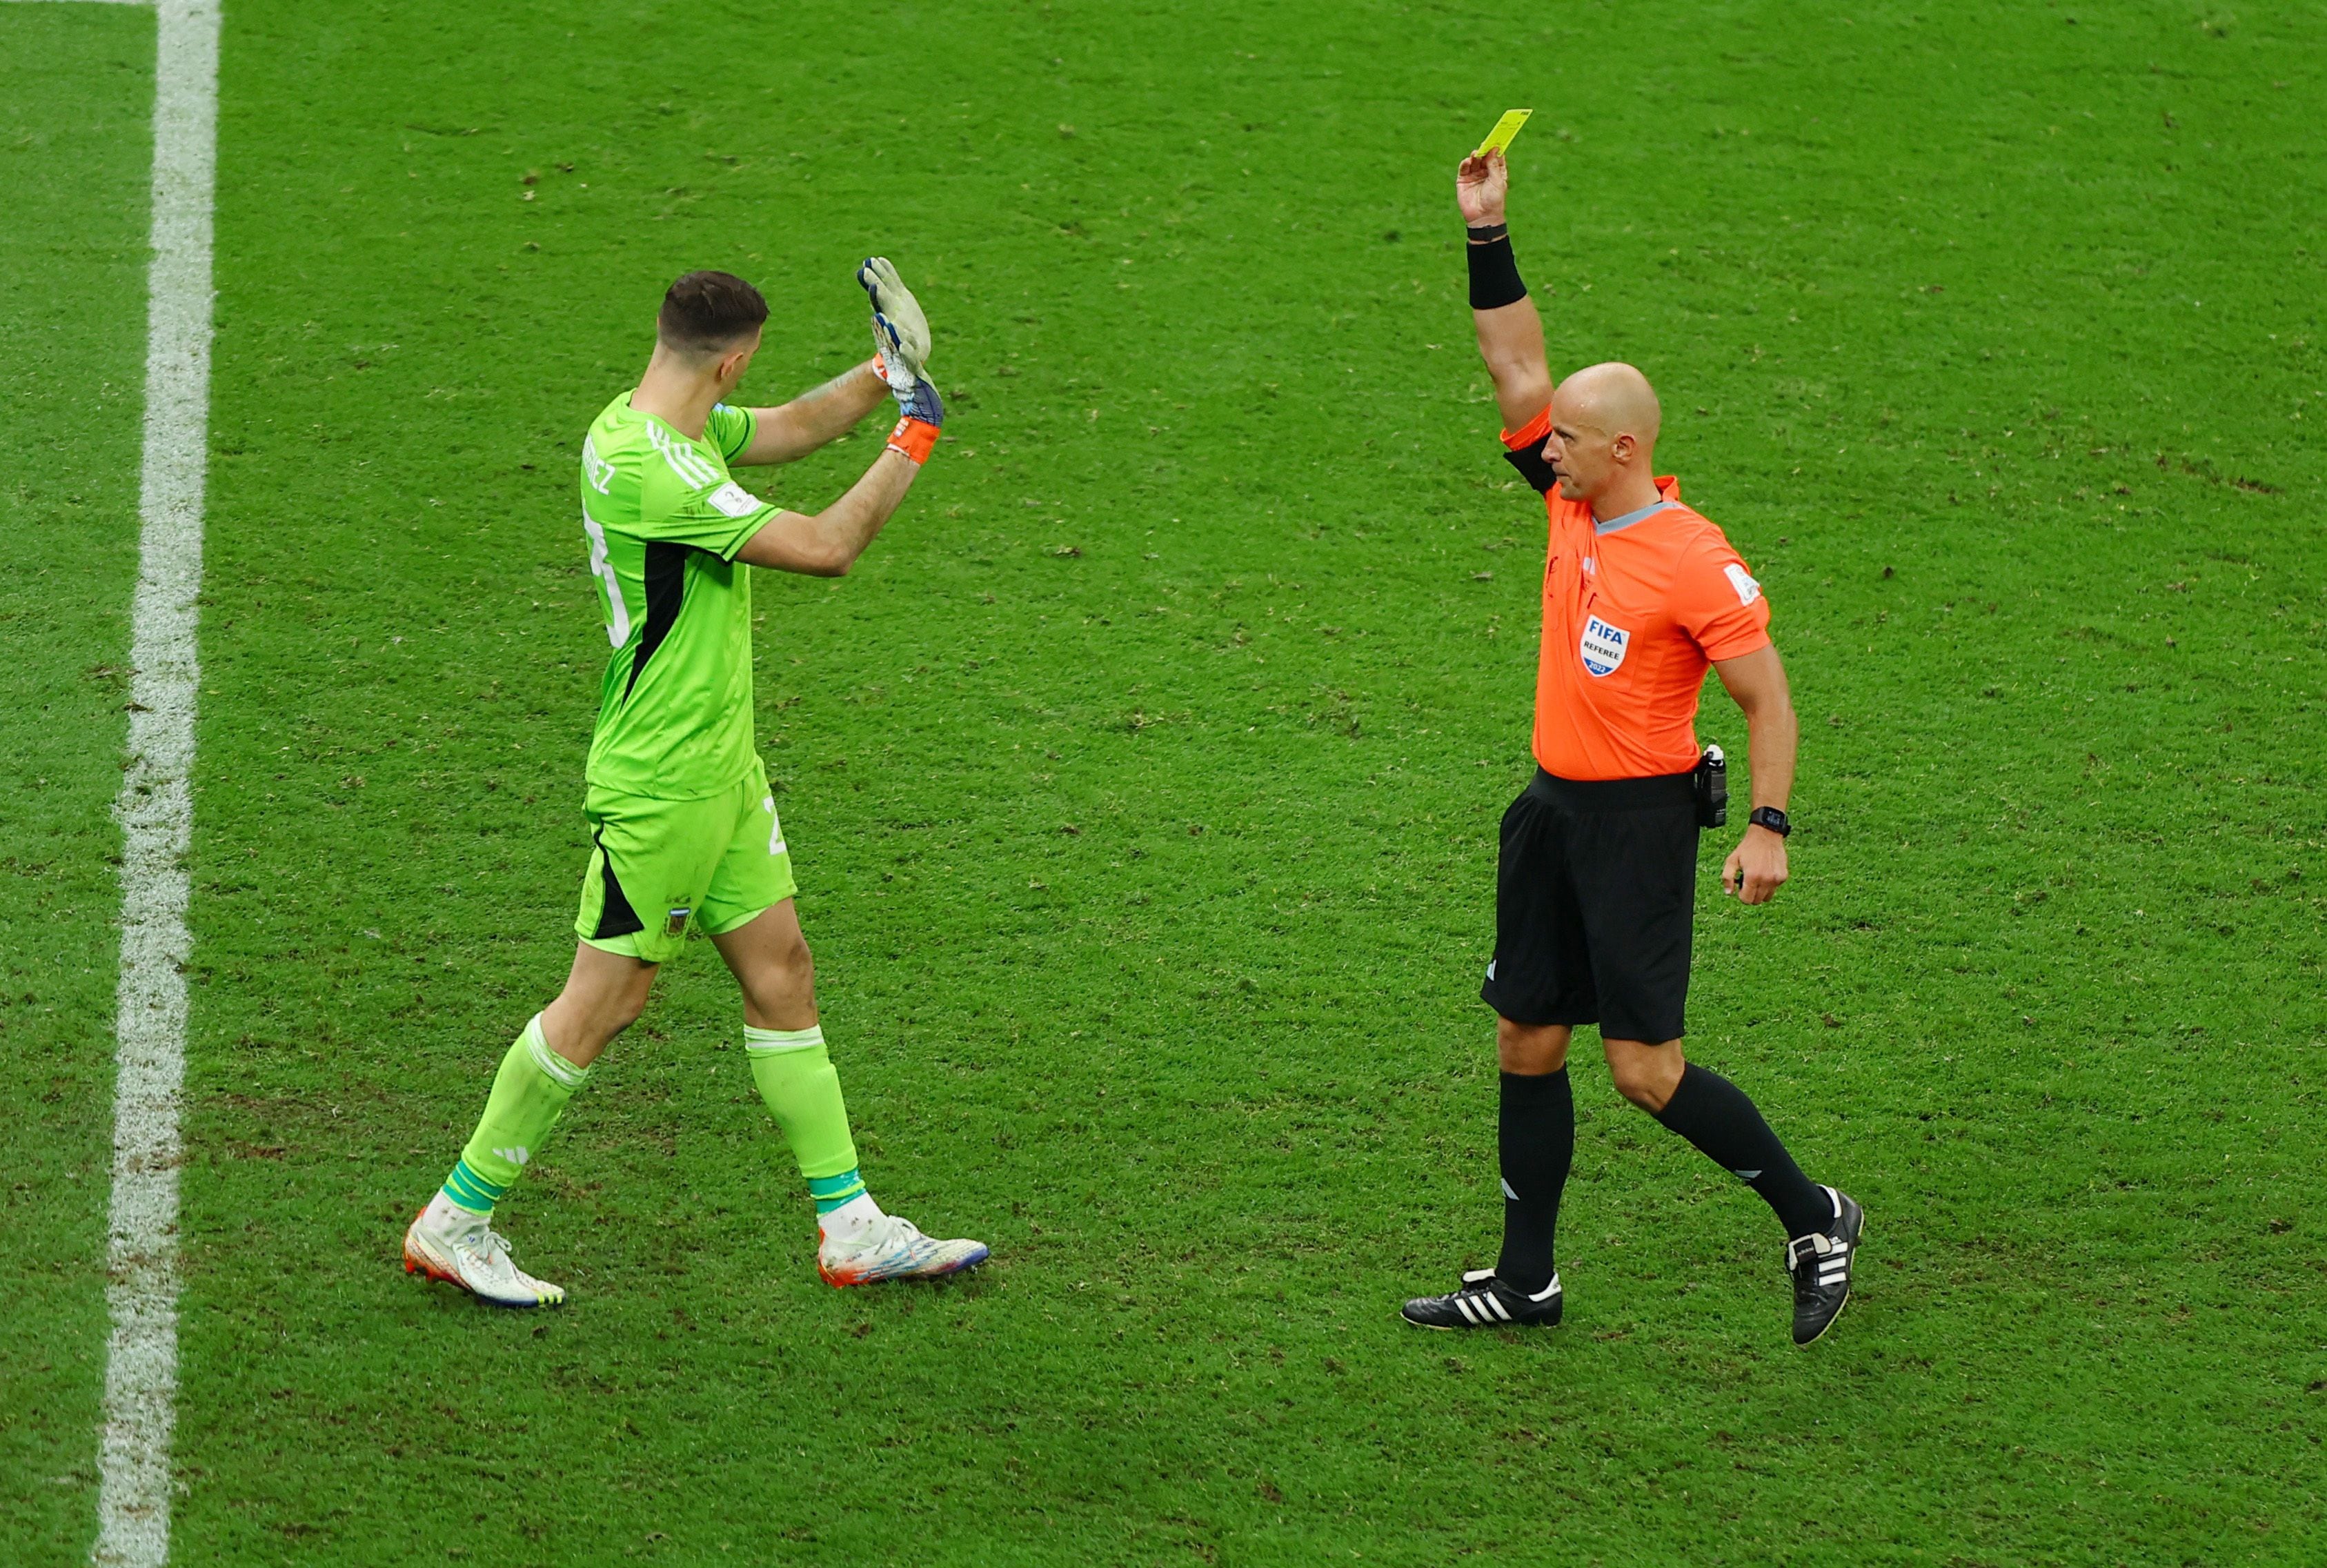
top-left (578, 392), bottom-right (778, 799)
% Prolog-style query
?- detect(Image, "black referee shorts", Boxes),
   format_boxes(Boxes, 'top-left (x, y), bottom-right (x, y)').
top-left (1480, 767), bottom-right (1699, 1043)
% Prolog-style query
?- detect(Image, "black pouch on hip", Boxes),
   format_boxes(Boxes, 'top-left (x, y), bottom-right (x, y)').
top-left (1693, 744), bottom-right (1728, 828)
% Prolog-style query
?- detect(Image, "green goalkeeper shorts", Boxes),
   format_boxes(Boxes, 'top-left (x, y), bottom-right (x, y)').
top-left (574, 760), bottom-right (797, 964)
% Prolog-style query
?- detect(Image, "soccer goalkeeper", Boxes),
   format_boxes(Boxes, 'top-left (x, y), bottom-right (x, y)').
top-left (402, 263), bottom-right (986, 1307)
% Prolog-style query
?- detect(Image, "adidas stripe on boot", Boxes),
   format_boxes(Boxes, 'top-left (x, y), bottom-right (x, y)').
top-left (1400, 1272), bottom-right (1563, 1330)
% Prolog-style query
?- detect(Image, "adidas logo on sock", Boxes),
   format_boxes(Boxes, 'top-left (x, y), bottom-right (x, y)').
top-left (1732, 1168), bottom-right (1762, 1180)
top-left (493, 1146), bottom-right (531, 1167)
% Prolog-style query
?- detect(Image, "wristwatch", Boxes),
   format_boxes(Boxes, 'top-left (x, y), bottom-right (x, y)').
top-left (1747, 806), bottom-right (1792, 837)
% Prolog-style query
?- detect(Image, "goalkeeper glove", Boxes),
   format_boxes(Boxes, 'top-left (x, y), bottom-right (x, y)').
top-left (858, 256), bottom-right (931, 398)
top-left (859, 256), bottom-right (944, 462)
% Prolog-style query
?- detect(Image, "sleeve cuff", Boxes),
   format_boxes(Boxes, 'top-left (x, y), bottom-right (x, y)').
top-left (1700, 628), bottom-right (1773, 663)
top-left (1501, 406), bottom-right (1552, 450)
top-left (709, 404), bottom-right (757, 464)
top-left (717, 508), bottom-right (776, 562)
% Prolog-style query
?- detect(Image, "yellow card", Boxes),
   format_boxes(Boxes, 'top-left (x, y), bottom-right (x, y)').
top-left (1474, 108), bottom-right (1533, 159)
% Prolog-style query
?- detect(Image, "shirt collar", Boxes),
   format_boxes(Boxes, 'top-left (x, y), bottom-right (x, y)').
top-left (1593, 498), bottom-right (1681, 535)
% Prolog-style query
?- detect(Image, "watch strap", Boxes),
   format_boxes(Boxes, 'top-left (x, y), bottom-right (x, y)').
top-left (1748, 806), bottom-right (1791, 837)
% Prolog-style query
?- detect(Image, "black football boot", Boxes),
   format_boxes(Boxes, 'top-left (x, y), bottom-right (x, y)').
top-left (1786, 1186), bottom-right (1865, 1346)
top-left (1401, 1271), bottom-right (1563, 1330)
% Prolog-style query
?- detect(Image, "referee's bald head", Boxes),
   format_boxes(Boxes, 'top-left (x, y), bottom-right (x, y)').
top-left (1554, 361), bottom-right (1662, 452)
top-left (1542, 361), bottom-right (1661, 508)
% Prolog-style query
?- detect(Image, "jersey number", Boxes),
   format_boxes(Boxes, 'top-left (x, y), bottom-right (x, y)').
top-left (582, 507), bottom-right (631, 648)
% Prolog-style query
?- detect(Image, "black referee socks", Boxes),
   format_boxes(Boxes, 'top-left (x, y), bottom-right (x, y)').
top-left (1652, 1064), bottom-right (1832, 1240)
top-left (1495, 1068), bottom-right (1573, 1293)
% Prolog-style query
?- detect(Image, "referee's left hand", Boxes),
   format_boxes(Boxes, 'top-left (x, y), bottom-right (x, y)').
top-left (1723, 826), bottom-right (1789, 905)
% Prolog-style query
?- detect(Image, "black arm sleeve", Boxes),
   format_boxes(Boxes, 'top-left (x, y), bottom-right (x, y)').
top-left (1467, 228), bottom-right (1527, 310)
top-left (1503, 443), bottom-right (1558, 494)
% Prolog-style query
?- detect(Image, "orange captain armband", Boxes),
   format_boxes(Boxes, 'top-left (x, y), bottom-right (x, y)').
top-left (885, 415), bottom-right (940, 465)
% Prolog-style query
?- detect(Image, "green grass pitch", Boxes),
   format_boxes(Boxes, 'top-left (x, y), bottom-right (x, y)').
top-left (3, 1), bottom-right (2323, 1562)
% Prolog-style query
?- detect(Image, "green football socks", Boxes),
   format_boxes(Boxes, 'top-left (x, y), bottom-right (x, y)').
top-left (743, 1023), bottom-right (867, 1210)
top-left (439, 1018), bottom-right (862, 1221)
top-left (440, 1014), bottom-right (591, 1217)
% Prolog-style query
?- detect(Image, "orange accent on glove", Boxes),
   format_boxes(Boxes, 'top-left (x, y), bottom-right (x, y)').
top-left (885, 416), bottom-right (940, 465)
top-left (871, 351), bottom-right (888, 380)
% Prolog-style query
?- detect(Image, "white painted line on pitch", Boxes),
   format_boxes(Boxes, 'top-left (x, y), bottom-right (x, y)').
top-left (94, 1), bottom-right (218, 1565)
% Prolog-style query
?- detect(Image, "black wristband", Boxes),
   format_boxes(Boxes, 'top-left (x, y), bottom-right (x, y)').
top-left (1467, 231), bottom-right (1527, 310)
top-left (1465, 221), bottom-right (1509, 243)
top-left (1748, 806), bottom-right (1792, 837)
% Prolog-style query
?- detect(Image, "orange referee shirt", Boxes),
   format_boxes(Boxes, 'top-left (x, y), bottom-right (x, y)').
top-left (1503, 408), bottom-right (1772, 782)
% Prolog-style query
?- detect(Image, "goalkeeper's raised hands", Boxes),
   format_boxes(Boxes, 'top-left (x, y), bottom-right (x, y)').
top-left (858, 257), bottom-right (940, 421)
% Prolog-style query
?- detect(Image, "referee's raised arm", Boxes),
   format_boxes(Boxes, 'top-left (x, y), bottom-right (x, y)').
top-left (1457, 150), bottom-right (1552, 430)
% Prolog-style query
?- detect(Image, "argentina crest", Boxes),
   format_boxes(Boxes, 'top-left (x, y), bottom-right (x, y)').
top-left (1580, 613), bottom-right (1630, 677)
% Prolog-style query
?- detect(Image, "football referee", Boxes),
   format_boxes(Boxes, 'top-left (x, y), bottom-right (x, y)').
top-left (1400, 148), bottom-right (1863, 1345)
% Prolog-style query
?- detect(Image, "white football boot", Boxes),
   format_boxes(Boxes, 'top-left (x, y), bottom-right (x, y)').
top-left (402, 1194), bottom-right (566, 1309)
top-left (817, 1210), bottom-right (989, 1287)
